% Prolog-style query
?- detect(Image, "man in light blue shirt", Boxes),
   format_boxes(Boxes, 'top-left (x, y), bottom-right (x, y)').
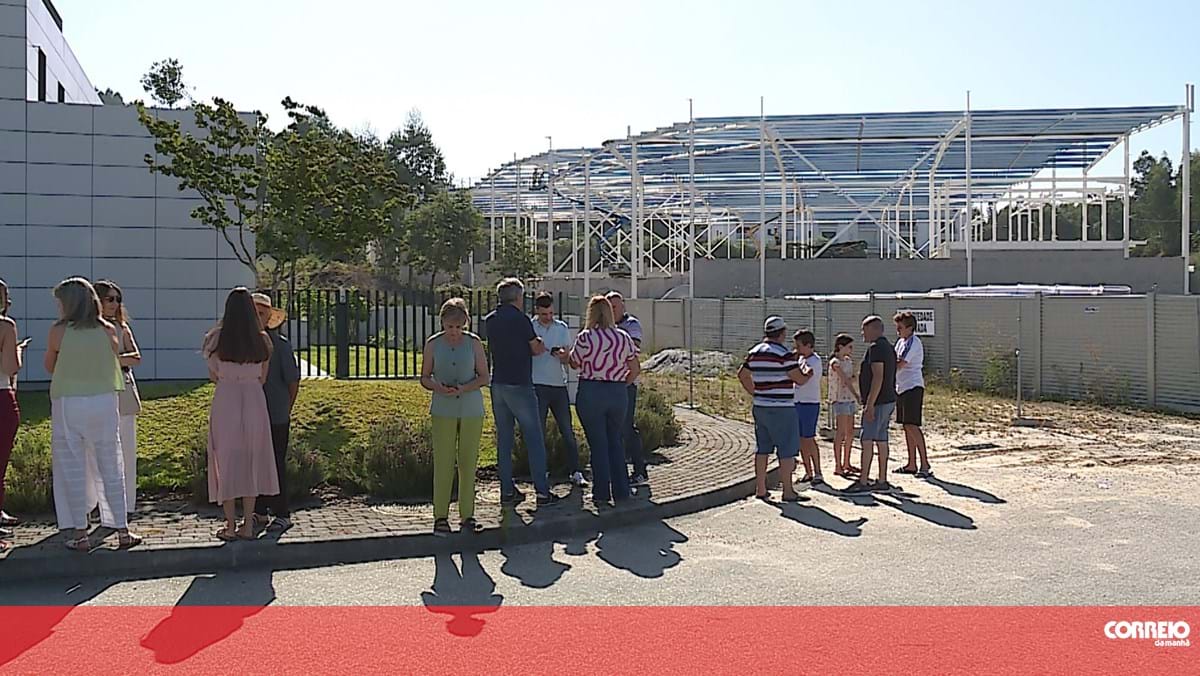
top-left (607, 291), bottom-right (647, 486)
top-left (531, 292), bottom-right (586, 487)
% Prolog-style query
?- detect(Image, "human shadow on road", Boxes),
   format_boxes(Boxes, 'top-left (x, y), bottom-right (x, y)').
top-left (595, 519), bottom-right (688, 579)
top-left (875, 493), bottom-right (977, 530)
top-left (140, 567), bottom-right (276, 665)
top-left (0, 541), bottom-right (115, 669)
top-left (923, 476), bottom-right (1006, 504)
top-left (774, 501), bottom-right (867, 537)
top-left (421, 551), bottom-right (504, 637)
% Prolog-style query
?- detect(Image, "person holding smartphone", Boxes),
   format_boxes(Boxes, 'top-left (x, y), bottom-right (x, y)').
top-left (531, 292), bottom-right (585, 488)
top-left (0, 279), bottom-right (26, 547)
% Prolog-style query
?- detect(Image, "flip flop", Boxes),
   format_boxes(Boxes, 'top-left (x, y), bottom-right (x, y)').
top-left (895, 466), bottom-right (918, 474)
top-left (215, 530), bottom-right (238, 542)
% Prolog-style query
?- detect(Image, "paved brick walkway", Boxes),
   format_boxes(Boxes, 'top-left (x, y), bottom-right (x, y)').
top-left (1, 407), bottom-right (760, 577)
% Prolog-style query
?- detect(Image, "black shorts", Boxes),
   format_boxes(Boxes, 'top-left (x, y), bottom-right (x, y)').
top-left (896, 387), bottom-right (924, 426)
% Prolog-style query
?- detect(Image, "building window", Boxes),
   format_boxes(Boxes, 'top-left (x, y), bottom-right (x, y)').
top-left (37, 48), bottom-right (47, 102)
top-left (57, 82), bottom-right (65, 103)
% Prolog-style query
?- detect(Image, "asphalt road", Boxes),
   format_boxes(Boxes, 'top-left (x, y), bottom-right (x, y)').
top-left (5, 466), bottom-right (1198, 607)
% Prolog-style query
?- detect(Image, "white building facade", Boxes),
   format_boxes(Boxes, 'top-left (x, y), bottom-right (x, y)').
top-left (1, 0), bottom-right (255, 381)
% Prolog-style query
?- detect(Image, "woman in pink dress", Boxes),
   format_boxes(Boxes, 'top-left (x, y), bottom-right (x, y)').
top-left (203, 287), bottom-right (278, 541)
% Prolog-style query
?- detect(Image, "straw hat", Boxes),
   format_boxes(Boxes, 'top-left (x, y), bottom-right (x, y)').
top-left (251, 293), bottom-right (287, 330)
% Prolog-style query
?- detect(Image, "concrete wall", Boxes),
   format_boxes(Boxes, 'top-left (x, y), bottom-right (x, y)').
top-left (1, 5), bottom-right (256, 381)
top-left (693, 250), bottom-right (1185, 297)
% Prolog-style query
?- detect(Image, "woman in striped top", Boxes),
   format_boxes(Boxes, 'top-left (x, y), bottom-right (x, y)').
top-left (570, 295), bottom-right (640, 506)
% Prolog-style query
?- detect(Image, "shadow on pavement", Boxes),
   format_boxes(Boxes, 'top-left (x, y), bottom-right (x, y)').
top-left (595, 519), bottom-right (688, 579)
top-left (876, 493), bottom-right (977, 530)
top-left (140, 568), bottom-right (276, 664)
top-left (421, 550), bottom-right (504, 637)
top-left (924, 476), bottom-right (1007, 504)
top-left (0, 540), bottom-right (115, 668)
top-left (775, 501), bottom-right (867, 537)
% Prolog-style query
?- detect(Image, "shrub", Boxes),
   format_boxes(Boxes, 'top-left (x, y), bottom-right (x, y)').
top-left (285, 438), bottom-right (326, 502)
top-left (636, 387), bottom-right (681, 452)
top-left (184, 425), bottom-right (210, 505)
top-left (360, 417), bottom-right (435, 500)
top-left (983, 349), bottom-right (1017, 397)
top-left (514, 417), bottom-right (591, 479)
top-left (5, 429), bottom-right (52, 514)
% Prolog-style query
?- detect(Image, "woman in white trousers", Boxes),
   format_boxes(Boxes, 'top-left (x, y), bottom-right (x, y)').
top-left (86, 280), bottom-right (141, 518)
top-left (46, 278), bottom-right (141, 551)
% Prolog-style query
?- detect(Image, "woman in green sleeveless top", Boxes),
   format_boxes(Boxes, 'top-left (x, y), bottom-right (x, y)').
top-left (420, 298), bottom-right (488, 536)
top-left (44, 277), bottom-right (141, 551)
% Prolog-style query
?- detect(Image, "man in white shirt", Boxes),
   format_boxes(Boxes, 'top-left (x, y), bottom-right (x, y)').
top-left (531, 292), bottom-right (587, 487)
top-left (893, 311), bottom-right (931, 478)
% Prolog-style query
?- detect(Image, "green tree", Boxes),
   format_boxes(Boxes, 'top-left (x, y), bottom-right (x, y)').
top-left (404, 191), bottom-right (483, 292)
top-left (140, 58), bottom-right (191, 108)
top-left (386, 110), bottom-right (451, 201)
top-left (138, 98), bottom-right (264, 275)
top-left (96, 88), bottom-right (125, 105)
top-left (1131, 152), bottom-right (1179, 255)
top-left (489, 225), bottom-right (542, 281)
top-left (260, 98), bottom-right (410, 282)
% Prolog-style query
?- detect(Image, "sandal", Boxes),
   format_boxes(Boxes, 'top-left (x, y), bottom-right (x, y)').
top-left (781, 492), bottom-right (804, 503)
top-left (215, 529), bottom-right (238, 542)
top-left (64, 534), bottom-right (91, 552)
top-left (118, 531), bottom-right (143, 549)
top-left (433, 518), bottom-right (452, 536)
top-left (895, 466), bottom-right (918, 475)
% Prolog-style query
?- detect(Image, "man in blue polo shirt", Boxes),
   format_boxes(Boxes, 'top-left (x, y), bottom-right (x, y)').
top-left (484, 278), bottom-right (560, 506)
top-left (606, 291), bottom-right (647, 486)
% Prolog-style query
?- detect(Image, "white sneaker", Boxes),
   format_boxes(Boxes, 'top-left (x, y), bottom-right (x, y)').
top-left (571, 471), bottom-right (589, 487)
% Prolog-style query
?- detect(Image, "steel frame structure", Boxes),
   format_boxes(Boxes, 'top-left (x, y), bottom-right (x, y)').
top-left (473, 90), bottom-right (1194, 297)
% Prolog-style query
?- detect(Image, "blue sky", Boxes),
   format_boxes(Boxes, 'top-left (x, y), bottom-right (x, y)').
top-left (54, 0), bottom-right (1198, 182)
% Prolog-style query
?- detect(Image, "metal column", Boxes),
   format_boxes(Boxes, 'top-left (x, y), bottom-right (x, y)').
top-left (759, 96), bottom-right (766, 299)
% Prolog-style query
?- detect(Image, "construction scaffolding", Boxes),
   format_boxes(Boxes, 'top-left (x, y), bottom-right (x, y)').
top-left (472, 87), bottom-right (1194, 298)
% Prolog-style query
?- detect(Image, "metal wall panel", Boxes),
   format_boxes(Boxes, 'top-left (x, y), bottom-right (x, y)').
top-left (1155, 296), bottom-right (1200, 412)
top-left (721, 299), bottom-right (768, 354)
top-left (949, 298), bottom-right (1021, 387)
top-left (1041, 296), bottom-right (1149, 405)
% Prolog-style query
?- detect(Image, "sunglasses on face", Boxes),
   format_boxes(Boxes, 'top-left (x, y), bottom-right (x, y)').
top-left (104, 295), bottom-right (121, 303)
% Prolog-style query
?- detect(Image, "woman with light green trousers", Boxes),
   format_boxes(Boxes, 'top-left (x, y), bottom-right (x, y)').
top-left (420, 298), bottom-right (489, 537)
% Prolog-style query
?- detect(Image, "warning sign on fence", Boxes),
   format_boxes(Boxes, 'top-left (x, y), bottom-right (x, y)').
top-left (897, 308), bottom-right (935, 335)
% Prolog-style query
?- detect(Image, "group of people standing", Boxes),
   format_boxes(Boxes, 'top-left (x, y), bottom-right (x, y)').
top-left (420, 277), bottom-right (646, 535)
top-left (738, 310), bottom-right (931, 500)
top-left (0, 277), bottom-right (300, 552)
top-left (0, 277), bottom-right (145, 552)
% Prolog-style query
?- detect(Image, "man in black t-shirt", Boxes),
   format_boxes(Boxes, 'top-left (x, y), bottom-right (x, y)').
top-left (847, 315), bottom-right (897, 493)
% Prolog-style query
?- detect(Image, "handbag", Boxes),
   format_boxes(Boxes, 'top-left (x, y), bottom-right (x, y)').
top-left (118, 367), bottom-right (142, 416)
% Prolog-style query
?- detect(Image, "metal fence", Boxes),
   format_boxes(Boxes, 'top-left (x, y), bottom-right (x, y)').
top-left (271, 288), bottom-right (580, 379)
top-left (626, 293), bottom-right (1200, 414)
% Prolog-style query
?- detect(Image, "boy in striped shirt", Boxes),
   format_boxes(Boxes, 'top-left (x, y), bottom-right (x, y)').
top-left (737, 316), bottom-right (809, 502)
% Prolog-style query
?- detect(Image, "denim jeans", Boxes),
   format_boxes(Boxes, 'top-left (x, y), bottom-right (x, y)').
top-left (576, 380), bottom-right (631, 503)
top-left (625, 384), bottom-right (646, 476)
top-left (491, 383), bottom-right (550, 497)
top-left (535, 385), bottom-right (581, 474)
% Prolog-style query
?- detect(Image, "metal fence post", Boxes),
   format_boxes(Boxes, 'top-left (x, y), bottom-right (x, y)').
top-left (335, 289), bottom-right (350, 380)
top-left (944, 297), bottom-right (953, 377)
top-left (1035, 292), bottom-right (1044, 398)
top-left (1147, 291), bottom-right (1157, 407)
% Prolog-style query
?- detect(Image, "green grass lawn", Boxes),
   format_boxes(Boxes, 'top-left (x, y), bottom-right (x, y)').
top-left (7, 380), bottom-right (497, 512)
top-left (8, 373), bottom-right (678, 513)
top-left (293, 346), bottom-right (424, 378)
